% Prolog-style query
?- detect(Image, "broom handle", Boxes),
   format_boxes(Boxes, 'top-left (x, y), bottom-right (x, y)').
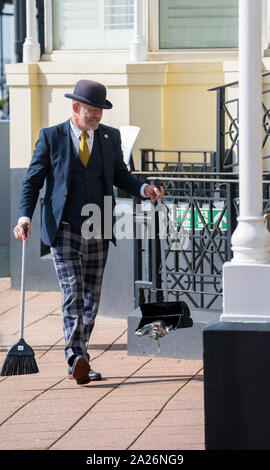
top-left (156, 186), bottom-right (168, 302)
top-left (19, 227), bottom-right (27, 340)
top-left (159, 204), bottom-right (168, 302)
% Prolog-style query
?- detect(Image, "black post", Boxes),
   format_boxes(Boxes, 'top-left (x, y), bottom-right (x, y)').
top-left (37, 0), bottom-right (44, 56)
top-left (203, 321), bottom-right (270, 450)
top-left (150, 202), bottom-right (163, 303)
top-left (225, 181), bottom-right (237, 261)
top-left (14, 0), bottom-right (26, 63)
top-left (140, 149), bottom-right (150, 171)
top-left (216, 87), bottom-right (225, 173)
top-left (133, 196), bottom-right (143, 306)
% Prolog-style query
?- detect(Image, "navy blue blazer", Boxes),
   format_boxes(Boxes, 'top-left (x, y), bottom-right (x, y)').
top-left (18, 119), bottom-right (144, 246)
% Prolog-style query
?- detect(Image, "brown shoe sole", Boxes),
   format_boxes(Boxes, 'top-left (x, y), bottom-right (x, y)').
top-left (68, 370), bottom-right (102, 381)
top-left (72, 357), bottom-right (91, 385)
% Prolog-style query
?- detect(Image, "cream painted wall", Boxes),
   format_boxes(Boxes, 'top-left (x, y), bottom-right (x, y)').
top-left (41, 86), bottom-right (71, 127)
top-left (6, 60), bottom-right (228, 171)
top-left (129, 85), bottom-right (163, 166)
top-left (9, 85), bottom-right (41, 169)
top-left (162, 84), bottom-right (217, 151)
top-left (40, 86), bottom-right (130, 130)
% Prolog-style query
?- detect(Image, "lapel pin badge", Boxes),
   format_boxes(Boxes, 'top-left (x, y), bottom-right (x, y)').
top-left (104, 134), bottom-right (109, 139)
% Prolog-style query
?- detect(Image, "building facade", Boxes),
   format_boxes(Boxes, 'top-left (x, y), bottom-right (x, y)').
top-left (6, 0), bottom-right (270, 299)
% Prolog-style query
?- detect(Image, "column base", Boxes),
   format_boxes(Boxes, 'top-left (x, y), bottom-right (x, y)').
top-left (130, 35), bottom-right (147, 62)
top-left (203, 321), bottom-right (270, 450)
top-left (222, 262), bottom-right (270, 322)
top-left (23, 40), bottom-right (40, 64)
top-left (230, 216), bottom-right (270, 264)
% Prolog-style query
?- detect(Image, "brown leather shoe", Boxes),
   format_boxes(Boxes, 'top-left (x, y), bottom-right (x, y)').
top-left (68, 362), bottom-right (102, 382)
top-left (71, 356), bottom-right (91, 385)
top-left (68, 370), bottom-right (102, 381)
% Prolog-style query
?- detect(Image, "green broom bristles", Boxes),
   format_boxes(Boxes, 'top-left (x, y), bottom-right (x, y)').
top-left (0, 338), bottom-right (39, 376)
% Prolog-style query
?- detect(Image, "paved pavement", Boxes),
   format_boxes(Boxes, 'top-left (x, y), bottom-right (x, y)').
top-left (0, 278), bottom-right (204, 451)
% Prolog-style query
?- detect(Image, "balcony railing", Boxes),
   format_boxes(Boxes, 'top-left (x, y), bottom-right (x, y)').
top-left (140, 148), bottom-right (216, 173)
top-left (209, 71), bottom-right (270, 172)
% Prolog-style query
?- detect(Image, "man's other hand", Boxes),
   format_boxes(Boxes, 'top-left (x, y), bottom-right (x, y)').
top-left (144, 184), bottom-right (164, 203)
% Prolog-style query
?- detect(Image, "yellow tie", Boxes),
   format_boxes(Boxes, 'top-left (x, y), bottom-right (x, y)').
top-left (79, 131), bottom-right (90, 167)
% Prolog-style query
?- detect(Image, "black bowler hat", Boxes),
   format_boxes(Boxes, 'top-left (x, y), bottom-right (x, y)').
top-left (65, 79), bottom-right (113, 109)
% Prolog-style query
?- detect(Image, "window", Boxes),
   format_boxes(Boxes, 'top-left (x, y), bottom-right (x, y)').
top-left (53, 0), bottom-right (134, 50)
top-left (158, 0), bottom-right (238, 49)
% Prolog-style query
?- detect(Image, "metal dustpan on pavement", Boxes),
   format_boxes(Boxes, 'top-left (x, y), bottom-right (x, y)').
top-left (135, 300), bottom-right (193, 344)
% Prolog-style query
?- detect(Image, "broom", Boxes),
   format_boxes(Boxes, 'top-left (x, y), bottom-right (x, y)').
top-left (0, 225), bottom-right (39, 376)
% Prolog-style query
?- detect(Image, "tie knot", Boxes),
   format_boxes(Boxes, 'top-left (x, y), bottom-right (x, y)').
top-left (80, 131), bottom-right (89, 140)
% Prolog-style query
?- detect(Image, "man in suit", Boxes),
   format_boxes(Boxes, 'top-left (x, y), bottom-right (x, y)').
top-left (13, 80), bottom-right (163, 385)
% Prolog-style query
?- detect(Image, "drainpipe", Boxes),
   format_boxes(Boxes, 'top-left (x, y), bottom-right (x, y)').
top-left (130, 0), bottom-right (147, 62)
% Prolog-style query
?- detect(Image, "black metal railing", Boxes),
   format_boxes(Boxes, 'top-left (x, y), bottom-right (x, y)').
top-left (140, 149), bottom-right (216, 173)
top-left (209, 71), bottom-right (270, 172)
top-left (133, 172), bottom-right (270, 311)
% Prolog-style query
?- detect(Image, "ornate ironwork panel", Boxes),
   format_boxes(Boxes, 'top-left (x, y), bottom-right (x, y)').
top-left (210, 73), bottom-right (270, 172)
top-left (134, 175), bottom-right (239, 310)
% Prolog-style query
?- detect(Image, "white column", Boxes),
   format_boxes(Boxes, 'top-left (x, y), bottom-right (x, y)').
top-left (130, 0), bottom-right (147, 62)
top-left (221, 0), bottom-right (270, 322)
top-left (23, 0), bottom-right (40, 63)
top-left (231, 0), bottom-right (270, 265)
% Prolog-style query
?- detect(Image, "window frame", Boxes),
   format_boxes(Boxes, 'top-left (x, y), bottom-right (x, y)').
top-left (44, 0), bottom-right (136, 53)
top-left (149, 0), bottom-right (240, 52)
top-left (149, 0), bottom-right (270, 54)
top-left (44, 0), bottom-right (270, 57)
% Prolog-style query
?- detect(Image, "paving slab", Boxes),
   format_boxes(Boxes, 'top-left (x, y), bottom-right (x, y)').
top-left (0, 278), bottom-right (205, 451)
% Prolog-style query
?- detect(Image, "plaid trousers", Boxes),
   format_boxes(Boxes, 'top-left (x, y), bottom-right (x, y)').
top-left (50, 224), bottom-right (109, 363)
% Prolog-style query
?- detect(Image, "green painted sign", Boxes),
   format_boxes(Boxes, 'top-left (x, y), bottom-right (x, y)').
top-left (176, 207), bottom-right (227, 231)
